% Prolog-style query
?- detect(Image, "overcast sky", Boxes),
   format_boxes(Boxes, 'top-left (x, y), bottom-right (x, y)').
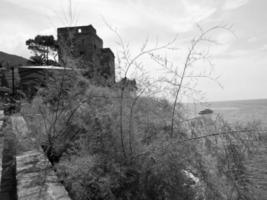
top-left (1, 0), bottom-right (267, 102)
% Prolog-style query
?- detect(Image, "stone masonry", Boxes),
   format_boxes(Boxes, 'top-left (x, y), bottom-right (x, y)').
top-left (11, 115), bottom-right (71, 200)
top-left (57, 25), bottom-right (115, 85)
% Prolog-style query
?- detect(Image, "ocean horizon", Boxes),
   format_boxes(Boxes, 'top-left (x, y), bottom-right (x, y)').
top-left (185, 98), bottom-right (267, 127)
top-left (185, 98), bottom-right (267, 199)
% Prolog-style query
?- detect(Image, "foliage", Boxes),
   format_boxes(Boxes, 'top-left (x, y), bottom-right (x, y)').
top-left (21, 78), bottom-right (263, 200)
top-left (20, 25), bottom-right (263, 200)
top-left (26, 35), bottom-right (58, 65)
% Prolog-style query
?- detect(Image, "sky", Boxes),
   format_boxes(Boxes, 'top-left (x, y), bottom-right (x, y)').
top-left (0, 0), bottom-right (267, 102)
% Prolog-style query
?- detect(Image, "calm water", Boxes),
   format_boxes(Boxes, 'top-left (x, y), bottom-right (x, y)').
top-left (185, 99), bottom-right (267, 199)
top-left (186, 98), bottom-right (267, 127)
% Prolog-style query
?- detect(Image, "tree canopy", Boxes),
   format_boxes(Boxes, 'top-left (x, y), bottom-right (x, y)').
top-left (26, 35), bottom-right (59, 65)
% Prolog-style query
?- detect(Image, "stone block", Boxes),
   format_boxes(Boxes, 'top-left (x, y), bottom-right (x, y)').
top-left (16, 150), bottom-right (71, 200)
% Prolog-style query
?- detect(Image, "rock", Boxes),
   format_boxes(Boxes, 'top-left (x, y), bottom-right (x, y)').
top-left (0, 110), bottom-right (4, 120)
top-left (16, 150), bottom-right (71, 200)
top-left (198, 108), bottom-right (213, 115)
top-left (11, 116), bottom-right (29, 138)
top-left (11, 115), bottom-right (72, 200)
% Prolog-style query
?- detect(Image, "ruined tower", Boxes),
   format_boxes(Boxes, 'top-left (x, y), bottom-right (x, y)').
top-left (57, 25), bottom-right (115, 84)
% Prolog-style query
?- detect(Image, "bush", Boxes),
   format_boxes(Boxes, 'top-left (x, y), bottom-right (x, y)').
top-left (21, 70), bottom-right (263, 200)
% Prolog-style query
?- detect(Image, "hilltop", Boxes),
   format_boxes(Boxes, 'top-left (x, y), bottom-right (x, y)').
top-left (0, 51), bottom-right (28, 67)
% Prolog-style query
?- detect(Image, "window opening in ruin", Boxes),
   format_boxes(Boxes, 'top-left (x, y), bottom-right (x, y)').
top-left (78, 28), bottom-right (82, 33)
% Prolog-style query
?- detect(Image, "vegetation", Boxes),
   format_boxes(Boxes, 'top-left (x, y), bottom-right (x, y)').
top-left (19, 24), bottom-right (264, 200)
top-left (0, 51), bottom-right (28, 66)
top-left (21, 67), bottom-right (263, 200)
top-left (26, 35), bottom-right (58, 65)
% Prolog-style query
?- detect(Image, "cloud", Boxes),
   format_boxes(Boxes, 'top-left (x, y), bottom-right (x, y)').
top-left (260, 44), bottom-right (267, 51)
top-left (1, 0), bottom-right (267, 101)
top-left (0, 32), bottom-right (31, 58)
top-left (223, 0), bottom-right (249, 10)
top-left (247, 36), bottom-right (258, 43)
top-left (119, 0), bottom-right (219, 33)
top-left (181, 0), bottom-right (217, 22)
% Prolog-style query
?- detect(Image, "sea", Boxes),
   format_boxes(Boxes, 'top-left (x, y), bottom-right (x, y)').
top-left (185, 99), bottom-right (267, 199)
top-left (185, 98), bottom-right (267, 127)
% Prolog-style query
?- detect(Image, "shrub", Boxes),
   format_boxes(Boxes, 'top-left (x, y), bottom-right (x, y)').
top-left (20, 68), bottom-right (263, 200)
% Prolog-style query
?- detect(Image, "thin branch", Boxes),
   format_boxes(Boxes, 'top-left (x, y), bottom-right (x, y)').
top-left (181, 129), bottom-right (267, 142)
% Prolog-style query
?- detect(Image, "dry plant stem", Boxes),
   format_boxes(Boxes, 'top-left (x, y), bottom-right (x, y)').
top-left (49, 68), bottom-right (67, 138)
top-left (170, 26), bottom-right (230, 138)
top-left (106, 22), bottom-right (176, 159)
top-left (170, 41), bottom-right (195, 138)
top-left (128, 79), bottom-right (159, 158)
top-left (181, 129), bottom-right (266, 143)
top-left (128, 88), bottom-right (146, 158)
top-left (119, 87), bottom-right (127, 159)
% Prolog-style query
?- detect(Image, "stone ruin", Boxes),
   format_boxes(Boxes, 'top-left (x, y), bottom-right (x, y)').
top-left (0, 25), bottom-right (137, 97)
top-left (57, 25), bottom-right (115, 85)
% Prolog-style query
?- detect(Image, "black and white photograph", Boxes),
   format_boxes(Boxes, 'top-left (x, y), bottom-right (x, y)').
top-left (0, 0), bottom-right (266, 199)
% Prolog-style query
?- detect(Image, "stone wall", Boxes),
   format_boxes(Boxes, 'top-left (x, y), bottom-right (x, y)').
top-left (11, 115), bottom-right (71, 200)
top-left (57, 25), bottom-right (115, 84)
top-left (16, 150), bottom-right (71, 200)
